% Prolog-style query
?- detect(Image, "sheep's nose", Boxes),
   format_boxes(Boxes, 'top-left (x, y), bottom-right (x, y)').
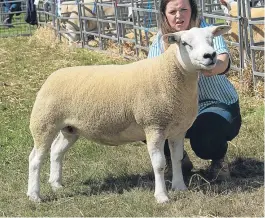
top-left (203, 52), bottom-right (216, 60)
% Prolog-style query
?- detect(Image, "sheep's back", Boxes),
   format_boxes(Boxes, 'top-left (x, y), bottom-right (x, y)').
top-left (31, 63), bottom-right (153, 141)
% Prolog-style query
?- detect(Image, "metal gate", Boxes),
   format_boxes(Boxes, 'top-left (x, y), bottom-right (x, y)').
top-left (0, 0), bottom-right (35, 37)
top-left (0, 0), bottom-right (264, 86)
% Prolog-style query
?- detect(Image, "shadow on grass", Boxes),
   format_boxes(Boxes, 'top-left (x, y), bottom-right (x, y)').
top-left (79, 157), bottom-right (263, 196)
top-left (41, 172), bottom-right (156, 202)
top-left (42, 157), bottom-right (263, 202)
top-left (80, 172), bottom-right (155, 196)
top-left (187, 157), bottom-right (264, 194)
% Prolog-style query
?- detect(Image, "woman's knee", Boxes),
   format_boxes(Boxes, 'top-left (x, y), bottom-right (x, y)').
top-left (190, 137), bottom-right (228, 160)
top-left (189, 112), bottom-right (230, 160)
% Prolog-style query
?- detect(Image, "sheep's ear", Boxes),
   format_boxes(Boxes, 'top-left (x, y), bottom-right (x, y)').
top-left (219, 0), bottom-right (233, 11)
top-left (210, 25), bottom-right (231, 37)
top-left (163, 32), bottom-right (183, 44)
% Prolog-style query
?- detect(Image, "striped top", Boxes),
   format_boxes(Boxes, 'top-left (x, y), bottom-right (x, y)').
top-left (148, 19), bottom-right (239, 113)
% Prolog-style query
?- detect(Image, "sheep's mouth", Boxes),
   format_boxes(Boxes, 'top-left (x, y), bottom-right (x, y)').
top-left (206, 62), bottom-right (216, 66)
top-left (202, 60), bottom-right (216, 66)
top-left (199, 62), bottom-right (216, 69)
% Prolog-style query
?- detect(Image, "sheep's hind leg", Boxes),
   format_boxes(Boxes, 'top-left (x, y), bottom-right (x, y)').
top-left (145, 129), bottom-right (169, 203)
top-left (168, 135), bottom-right (187, 191)
top-left (27, 147), bottom-right (48, 202)
top-left (48, 127), bottom-right (79, 191)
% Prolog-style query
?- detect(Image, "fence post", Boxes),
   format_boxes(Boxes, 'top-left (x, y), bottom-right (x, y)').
top-left (236, 0), bottom-right (244, 80)
top-left (113, 0), bottom-right (121, 55)
top-left (131, 0), bottom-right (139, 57)
top-left (153, 0), bottom-right (159, 28)
top-left (242, 1), bottom-right (250, 61)
top-left (56, 0), bottom-right (62, 42)
top-left (95, 0), bottom-right (103, 50)
top-left (77, 0), bottom-right (84, 48)
top-left (245, 0), bottom-right (257, 88)
top-left (0, 2), bottom-right (2, 23)
top-left (51, 0), bottom-right (56, 29)
top-left (82, 0), bottom-right (88, 44)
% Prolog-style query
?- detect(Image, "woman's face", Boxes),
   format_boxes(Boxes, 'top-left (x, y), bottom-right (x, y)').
top-left (165, 0), bottom-right (192, 31)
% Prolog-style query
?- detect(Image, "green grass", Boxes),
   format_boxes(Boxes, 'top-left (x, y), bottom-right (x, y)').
top-left (0, 32), bottom-right (263, 217)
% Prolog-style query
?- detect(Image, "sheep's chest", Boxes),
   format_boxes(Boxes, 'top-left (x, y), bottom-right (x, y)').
top-left (172, 99), bottom-right (197, 134)
top-left (167, 84), bottom-right (198, 136)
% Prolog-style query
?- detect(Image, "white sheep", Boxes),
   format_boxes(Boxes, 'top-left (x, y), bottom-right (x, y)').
top-left (27, 25), bottom-right (230, 203)
top-left (60, 0), bottom-right (114, 43)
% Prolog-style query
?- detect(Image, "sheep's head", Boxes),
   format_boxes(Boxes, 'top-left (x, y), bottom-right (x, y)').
top-left (164, 25), bottom-right (231, 72)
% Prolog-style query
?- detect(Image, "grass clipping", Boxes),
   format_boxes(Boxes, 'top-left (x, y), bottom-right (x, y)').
top-left (28, 26), bottom-right (68, 48)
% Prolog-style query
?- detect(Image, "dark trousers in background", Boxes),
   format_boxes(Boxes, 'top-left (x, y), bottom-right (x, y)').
top-left (3, 0), bottom-right (22, 24)
top-left (164, 101), bottom-right (242, 160)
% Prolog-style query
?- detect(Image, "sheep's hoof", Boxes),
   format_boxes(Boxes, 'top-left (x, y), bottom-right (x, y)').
top-left (155, 193), bottom-right (170, 204)
top-left (27, 193), bottom-right (42, 202)
top-left (172, 183), bottom-right (187, 191)
top-left (50, 182), bottom-right (63, 191)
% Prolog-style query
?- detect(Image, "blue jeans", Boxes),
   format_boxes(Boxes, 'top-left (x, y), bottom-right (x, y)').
top-left (3, 0), bottom-right (21, 13)
top-left (164, 101), bottom-right (242, 160)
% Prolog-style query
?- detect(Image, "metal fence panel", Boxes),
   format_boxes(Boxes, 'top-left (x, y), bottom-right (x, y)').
top-left (1, 0), bottom-right (264, 83)
top-left (244, 0), bottom-right (264, 86)
top-left (0, 0), bottom-right (35, 37)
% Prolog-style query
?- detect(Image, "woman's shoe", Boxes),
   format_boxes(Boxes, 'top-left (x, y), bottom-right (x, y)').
top-left (210, 156), bottom-right (231, 181)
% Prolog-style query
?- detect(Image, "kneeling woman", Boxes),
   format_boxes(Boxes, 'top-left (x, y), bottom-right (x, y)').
top-left (147, 0), bottom-right (242, 180)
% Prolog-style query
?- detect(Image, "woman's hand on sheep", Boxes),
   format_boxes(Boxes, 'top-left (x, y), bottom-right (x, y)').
top-left (201, 69), bottom-right (215, 77)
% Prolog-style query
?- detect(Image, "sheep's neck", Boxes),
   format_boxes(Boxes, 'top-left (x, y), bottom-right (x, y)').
top-left (155, 44), bottom-right (198, 110)
top-left (162, 44), bottom-right (197, 76)
top-left (156, 44), bottom-right (198, 94)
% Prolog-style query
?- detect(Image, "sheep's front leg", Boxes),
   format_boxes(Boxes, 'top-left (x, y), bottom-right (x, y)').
top-left (49, 130), bottom-right (78, 190)
top-left (145, 130), bottom-right (169, 203)
top-left (168, 136), bottom-right (187, 191)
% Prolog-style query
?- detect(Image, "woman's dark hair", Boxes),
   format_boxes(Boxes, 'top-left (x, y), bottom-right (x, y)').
top-left (159, 0), bottom-right (199, 35)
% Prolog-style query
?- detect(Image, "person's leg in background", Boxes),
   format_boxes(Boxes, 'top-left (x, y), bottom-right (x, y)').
top-left (187, 102), bottom-right (241, 180)
top-left (2, 0), bottom-right (21, 27)
top-left (3, 0), bottom-right (14, 27)
top-left (164, 102), bottom-right (241, 180)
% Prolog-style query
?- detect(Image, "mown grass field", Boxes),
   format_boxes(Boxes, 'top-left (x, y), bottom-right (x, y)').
top-left (0, 28), bottom-right (264, 217)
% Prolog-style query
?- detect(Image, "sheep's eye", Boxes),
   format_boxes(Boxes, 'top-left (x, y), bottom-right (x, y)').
top-left (182, 41), bottom-right (192, 49)
top-left (168, 36), bottom-right (177, 44)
